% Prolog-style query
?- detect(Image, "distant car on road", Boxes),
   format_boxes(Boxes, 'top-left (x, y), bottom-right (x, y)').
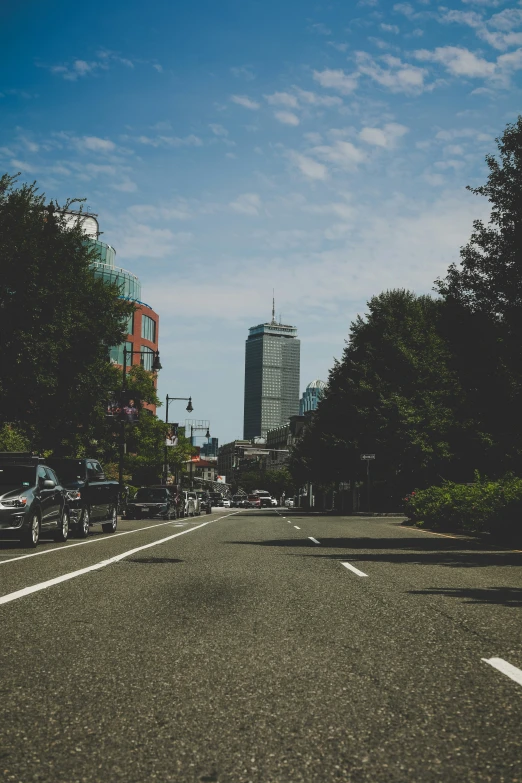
top-left (0, 452), bottom-right (70, 547)
top-left (210, 493), bottom-right (224, 507)
top-left (222, 498), bottom-right (231, 507)
top-left (125, 486), bottom-right (175, 520)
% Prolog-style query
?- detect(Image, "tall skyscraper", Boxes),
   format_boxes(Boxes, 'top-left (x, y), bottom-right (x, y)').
top-left (243, 304), bottom-right (300, 439)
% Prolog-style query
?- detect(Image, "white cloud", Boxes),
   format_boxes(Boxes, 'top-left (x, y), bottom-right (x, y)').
top-left (294, 88), bottom-right (343, 107)
top-left (359, 122), bottom-right (408, 147)
top-left (74, 136), bottom-right (116, 153)
top-left (265, 92), bottom-right (299, 108)
top-left (313, 68), bottom-right (359, 94)
top-left (274, 111), bottom-right (300, 126)
top-left (112, 178), bottom-right (138, 192)
top-left (381, 23), bottom-right (400, 33)
top-left (128, 202), bottom-right (193, 221)
top-left (311, 140), bottom-right (367, 169)
top-left (414, 46), bottom-right (496, 77)
top-left (209, 123), bottom-right (229, 137)
top-left (288, 151), bottom-right (328, 180)
top-left (356, 52), bottom-right (428, 93)
top-left (393, 3), bottom-right (422, 20)
top-left (229, 193), bottom-right (262, 215)
top-left (309, 22), bottom-right (332, 35)
top-left (439, 8), bottom-right (522, 51)
top-left (230, 94), bottom-right (260, 110)
top-left (136, 134), bottom-right (203, 147)
top-left (230, 65), bottom-right (256, 80)
top-left (112, 224), bottom-right (192, 259)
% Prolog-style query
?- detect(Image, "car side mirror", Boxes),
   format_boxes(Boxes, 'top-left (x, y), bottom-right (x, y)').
top-left (43, 479), bottom-right (56, 489)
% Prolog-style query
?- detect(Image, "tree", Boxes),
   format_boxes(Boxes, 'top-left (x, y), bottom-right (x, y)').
top-left (291, 290), bottom-right (463, 503)
top-left (0, 174), bottom-right (134, 454)
top-left (435, 117), bottom-right (522, 475)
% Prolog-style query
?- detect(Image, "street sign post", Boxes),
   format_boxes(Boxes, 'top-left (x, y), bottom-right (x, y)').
top-left (360, 454), bottom-right (376, 510)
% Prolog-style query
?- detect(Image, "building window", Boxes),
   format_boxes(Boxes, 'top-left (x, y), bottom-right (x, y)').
top-left (140, 345), bottom-right (155, 371)
top-left (141, 315), bottom-right (156, 343)
top-left (110, 341), bottom-right (133, 367)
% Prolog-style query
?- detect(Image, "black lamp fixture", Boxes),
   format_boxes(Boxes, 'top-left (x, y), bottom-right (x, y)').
top-left (152, 350), bottom-right (162, 371)
top-left (186, 397), bottom-right (193, 413)
top-left (205, 427), bottom-right (210, 439)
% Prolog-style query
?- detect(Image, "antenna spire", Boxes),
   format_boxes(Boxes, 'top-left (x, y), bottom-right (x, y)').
top-left (272, 290), bottom-right (276, 323)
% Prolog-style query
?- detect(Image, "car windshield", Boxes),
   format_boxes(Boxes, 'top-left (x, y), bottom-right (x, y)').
top-left (48, 460), bottom-right (85, 483)
top-left (135, 489), bottom-right (168, 502)
top-left (0, 466), bottom-right (35, 487)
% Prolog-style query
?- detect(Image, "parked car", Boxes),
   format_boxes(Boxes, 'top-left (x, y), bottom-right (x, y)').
top-left (125, 486), bottom-right (175, 520)
top-left (47, 457), bottom-right (119, 537)
top-left (0, 452), bottom-right (71, 547)
top-left (196, 491), bottom-right (212, 514)
top-left (210, 493), bottom-right (224, 507)
top-left (222, 498), bottom-right (231, 507)
top-left (285, 498), bottom-right (295, 508)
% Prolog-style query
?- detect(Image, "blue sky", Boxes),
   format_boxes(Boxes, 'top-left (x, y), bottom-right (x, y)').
top-left (1, 0), bottom-right (521, 447)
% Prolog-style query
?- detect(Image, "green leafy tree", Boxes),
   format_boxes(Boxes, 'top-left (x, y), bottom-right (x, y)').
top-left (291, 290), bottom-right (463, 504)
top-left (0, 423), bottom-right (30, 452)
top-left (435, 117), bottom-right (522, 475)
top-left (0, 174), bottom-right (134, 454)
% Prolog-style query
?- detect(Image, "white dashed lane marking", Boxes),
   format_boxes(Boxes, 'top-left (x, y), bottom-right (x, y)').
top-left (341, 562), bottom-right (369, 577)
top-left (482, 658), bottom-right (522, 688)
top-left (309, 537), bottom-right (320, 545)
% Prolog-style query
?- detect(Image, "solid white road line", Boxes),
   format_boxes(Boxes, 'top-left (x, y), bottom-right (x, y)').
top-left (482, 657), bottom-right (522, 687)
top-left (294, 526), bottom-right (301, 530)
top-left (309, 537), bottom-right (320, 545)
top-left (341, 562), bottom-right (369, 577)
top-left (0, 512), bottom-right (239, 607)
top-left (0, 518), bottom-right (181, 566)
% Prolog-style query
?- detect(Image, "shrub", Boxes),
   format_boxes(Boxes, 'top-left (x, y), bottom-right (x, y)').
top-left (404, 473), bottom-right (522, 538)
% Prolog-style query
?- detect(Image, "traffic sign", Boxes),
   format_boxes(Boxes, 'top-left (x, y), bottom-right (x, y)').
top-left (360, 454), bottom-right (375, 460)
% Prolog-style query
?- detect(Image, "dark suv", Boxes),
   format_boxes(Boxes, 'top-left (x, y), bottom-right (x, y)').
top-left (126, 486), bottom-right (176, 520)
top-left (0, 453), bottom-right (70, 547)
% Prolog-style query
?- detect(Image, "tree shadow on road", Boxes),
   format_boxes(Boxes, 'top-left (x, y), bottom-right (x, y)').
top-left (408, 587), bottom-right (522, 607)
top-left (227, 537), bottom-right (522, 568)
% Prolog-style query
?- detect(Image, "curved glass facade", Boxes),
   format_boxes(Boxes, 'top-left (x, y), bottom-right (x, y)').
top-left (89, 239), bottom-right (116, 267)
top-left (91, 261), bottom-right (142, 301)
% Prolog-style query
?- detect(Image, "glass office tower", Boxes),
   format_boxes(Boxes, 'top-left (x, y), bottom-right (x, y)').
top-left (243, 317), bottom-right (300, 439)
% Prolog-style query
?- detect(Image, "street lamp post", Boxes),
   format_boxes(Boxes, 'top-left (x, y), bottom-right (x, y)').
top-left (118, 345), bottom-right (162, 490)
top-left (163, 395), bottom-right (193, 485)
top-left (188, 423), bottom-right (211, 488)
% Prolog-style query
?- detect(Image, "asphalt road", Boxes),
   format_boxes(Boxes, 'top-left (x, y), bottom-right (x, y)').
top-left (0, 509), bottom-right (521, 782)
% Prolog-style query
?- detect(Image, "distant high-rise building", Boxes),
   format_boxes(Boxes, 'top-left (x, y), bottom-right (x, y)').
top-left (243, 303), bottom-right (300, 439)
top-left (299, 379), bottom-right (326, 415)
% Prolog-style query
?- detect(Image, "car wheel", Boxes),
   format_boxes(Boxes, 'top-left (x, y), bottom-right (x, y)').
top-left (102, 506), bottom-right (117, 534)
top-left (55, 509), bottom-right (69, 542)
top-left (77, 507), bottom-right (90, 538)
top-left (22, 513), bottom-right (40, 548)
